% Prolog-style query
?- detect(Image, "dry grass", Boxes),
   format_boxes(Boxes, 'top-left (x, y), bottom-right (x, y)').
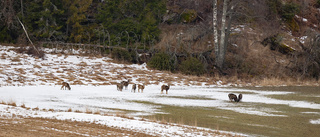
top-left (32, 107), bottom-right (39, 111)
top-left (85, 107), bottom-right (93, 114)
top-left (20, 103), bottom-right (26, 108)
top-left (93, 109), bottom-right (101, 115)
top-left (48, 109), bottom-right (55, 112)
top-left (0, 117), bottom-right (153, 137)
top-left (33, 64), bottom-right (41, 68)
top-left (248, 77), bottom-right (320, 87)
top-left (0, 53), bottom-right (6, 59)
top-left (79, 61), bottom-right (88, 66)
top-left (0, 100), bottom-right (7, 105)
top-left (74, 110), bottom-right (82, 113)
top-left (7, 100), bottom-right (17, 107)
top-left (67, 108), bottom-right (72, 112)
top-left (11, 56), bottom-right (21, 62)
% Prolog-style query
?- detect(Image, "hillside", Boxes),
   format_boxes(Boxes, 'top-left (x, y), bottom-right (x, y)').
top-left (157, 0), bottom-right (320, 82)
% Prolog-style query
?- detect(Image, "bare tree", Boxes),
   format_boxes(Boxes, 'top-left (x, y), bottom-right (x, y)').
top-left (213, 0), bottom-right (231, 69)
top-left (213, 0), bottom-right (242, 71)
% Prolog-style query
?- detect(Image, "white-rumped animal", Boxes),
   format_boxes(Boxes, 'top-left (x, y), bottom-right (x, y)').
top-left (161, 84), bottom-right (170, 94)
top-left (137, 84), bottom-right (145, 93)
top-left (61, 82), bottom-right (71, 90)
top-left (131, 84), bottom-right (136, 93)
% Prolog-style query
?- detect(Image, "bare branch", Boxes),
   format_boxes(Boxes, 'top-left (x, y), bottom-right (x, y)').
top-left (17, 16), bottom-right (40, 55)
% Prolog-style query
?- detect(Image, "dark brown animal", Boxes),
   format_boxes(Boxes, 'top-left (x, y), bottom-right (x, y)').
top-left (61, 82), bottom-right (71, 90)
top-left (121, 80), bottom-right (130, 90)
top-left (237, 94), bottom-right (242, 102)
top-left (228, 93), bottom-right (237, 102)
top-left (131, 84), bottom-right (136, 93)
top-left (161, 84), bottom-right (170, 94)
top-left (228, 93), bottom-right (243, 102)
top-left (117, 83), bottom-right (124, 91)
top-left (137, 84), bottom-right (145, 93)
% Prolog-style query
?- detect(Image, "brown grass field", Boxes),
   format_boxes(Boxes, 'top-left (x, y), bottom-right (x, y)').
top-left (0, 117), bottom-right (152, 137)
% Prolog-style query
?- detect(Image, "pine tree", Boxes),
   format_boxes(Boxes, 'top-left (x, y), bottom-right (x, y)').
top-left (96, 0), bottom-right (166, 47)
top-left (24, 0), bottom-right (64, 41)
top-left (64, 0), bottom-right (93, 43)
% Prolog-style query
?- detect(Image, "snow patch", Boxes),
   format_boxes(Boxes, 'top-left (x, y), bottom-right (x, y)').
top-left (310, 119), bottom-right (320, 124)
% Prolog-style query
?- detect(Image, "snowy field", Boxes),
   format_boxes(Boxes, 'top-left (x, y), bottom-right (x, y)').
top-left (1, 85), bottom-right (320, 117)
top-left (1, 45), bottom-right (320, 136)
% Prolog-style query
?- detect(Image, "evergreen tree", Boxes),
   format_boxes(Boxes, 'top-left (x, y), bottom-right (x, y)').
top-left (0, 0), bottom-right (22, 43)
top-left (96, 0), bottom-right (166, 47)
top-left (64, 0), bottom-right (93, 43)
top-left (24, 0), bottom-right (64, 41)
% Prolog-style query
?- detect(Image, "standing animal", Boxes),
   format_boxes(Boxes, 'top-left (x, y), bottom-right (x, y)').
top-left (131, 84), bottom-right (136, 93)
top-left (61, 82), bottom-right (71, 90)
top-left (117, 83), bottom-right (124, 91)
top-left (137, 84), bottom-right (145, 93)
top-left (121, 80), bottom-right (130, 90)
top-left (228, 93), bottom-right (243, 102)
top-left (161, 84), bottom-right (170, 94)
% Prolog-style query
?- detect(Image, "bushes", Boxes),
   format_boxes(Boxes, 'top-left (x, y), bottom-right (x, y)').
top-left (180, 57), bottom-right (205, 76)
top-left (147, 52), bottom-right (175, 71)
top-left (16, 46), bottom-right (45, 59)
top-left (267, 0), bottom-right (300, 21)
top-left (180, 9), bottom-right (197, 23)
top-left (147, 52), bottom-right (207, 76)
top-left (111, 48), bottom-right (138, 63)
top-left (317, 0), bottom-right (320, 7)
top-left (292, 33), bottom-right (320, 80)
top-left (280, 3), bottom-right (300, 21)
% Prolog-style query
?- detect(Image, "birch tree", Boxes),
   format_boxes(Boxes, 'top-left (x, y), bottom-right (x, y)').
top-left (213, 0), bottom-right (234, 69)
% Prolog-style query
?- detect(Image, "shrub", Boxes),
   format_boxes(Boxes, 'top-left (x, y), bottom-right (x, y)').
top-left (111, 48), bottom-right (136, 63)
top-left (180, 9), bottom-right (197, 23)
top-left (280, 2), bottom-right (300, 21)
top-left (292, 33), bottom-right (320, 80)
top-left (16, 47), bottom-right (45, 59)
top-left (179, 57), bottom-right (205, 76)
top-left (147, 52), bottom-right (174, 71)
top-left (267, 0), bottom-right (300, 21)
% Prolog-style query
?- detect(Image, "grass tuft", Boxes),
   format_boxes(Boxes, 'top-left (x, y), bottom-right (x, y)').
top-left (20, 103), bottom-right (26, 108)
top-left (67, 108), bottom-right (72, 112)
top-left (33, 107), bottom-right (39, 111)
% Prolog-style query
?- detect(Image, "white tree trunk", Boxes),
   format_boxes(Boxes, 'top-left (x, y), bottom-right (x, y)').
top-left (213, 0), bottom-right (219, 61)
top-left (215, 0), bottom-right (229, 69)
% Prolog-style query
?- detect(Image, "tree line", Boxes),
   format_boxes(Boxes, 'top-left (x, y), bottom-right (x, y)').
top-left (0, 0), bottom-right (166, 48)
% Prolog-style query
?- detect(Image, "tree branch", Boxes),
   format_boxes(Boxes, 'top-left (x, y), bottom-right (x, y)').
top-left (16, 16), bottom-right (40, 55)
